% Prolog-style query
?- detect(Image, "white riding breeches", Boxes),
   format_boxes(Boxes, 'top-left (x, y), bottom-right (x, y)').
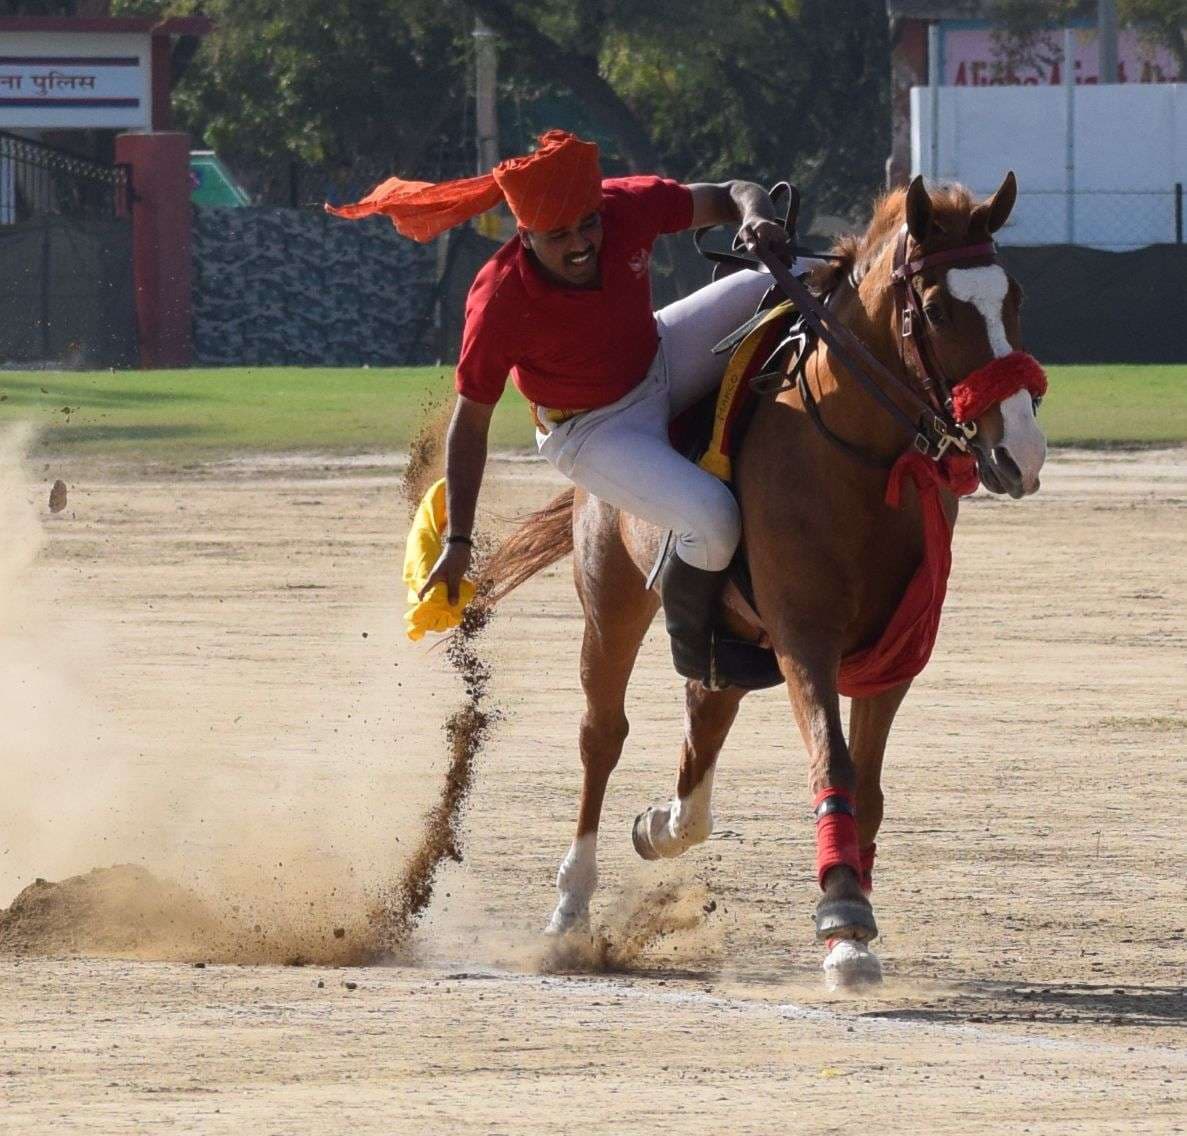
top-left (535, 268), bottom-right (773, 572)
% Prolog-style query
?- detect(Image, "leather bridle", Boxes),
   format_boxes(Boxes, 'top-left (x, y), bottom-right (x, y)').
top-left (890, 226), bottom-right (996, 415)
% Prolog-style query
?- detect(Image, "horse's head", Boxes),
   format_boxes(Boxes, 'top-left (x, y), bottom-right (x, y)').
top-left (901, 173), bottom-right (1047, 498)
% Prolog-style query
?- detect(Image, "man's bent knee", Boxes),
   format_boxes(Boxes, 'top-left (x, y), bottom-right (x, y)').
top-left (676, 488), bottom-right (740, 572)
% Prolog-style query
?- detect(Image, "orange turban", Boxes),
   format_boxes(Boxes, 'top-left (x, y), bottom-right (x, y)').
top-left (325, 130), bottom-right (604, 241)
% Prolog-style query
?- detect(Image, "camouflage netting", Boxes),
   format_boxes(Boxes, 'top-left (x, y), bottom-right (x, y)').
top-left (192, 207), bottom-right (437, 366)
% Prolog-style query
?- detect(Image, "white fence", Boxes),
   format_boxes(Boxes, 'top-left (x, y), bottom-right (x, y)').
top-left (911, 83), bottom-right (1186, 248)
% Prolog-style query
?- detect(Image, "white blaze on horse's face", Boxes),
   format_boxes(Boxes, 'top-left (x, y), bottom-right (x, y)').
top-left (947, 265), bottom-right (1047, 495)
top-left (946, 266), bottom-right (1012, 358)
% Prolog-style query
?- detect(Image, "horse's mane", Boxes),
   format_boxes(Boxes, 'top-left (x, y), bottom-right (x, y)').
top-left (811, 183), bottom-right (980, 294)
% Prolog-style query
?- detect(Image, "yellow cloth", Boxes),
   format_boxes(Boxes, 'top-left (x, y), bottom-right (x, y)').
top-left (403, 478), bottom-right (476, 641)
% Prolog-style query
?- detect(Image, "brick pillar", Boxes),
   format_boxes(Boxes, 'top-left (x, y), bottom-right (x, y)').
top-left (115, 131), bottom-right (193, 368)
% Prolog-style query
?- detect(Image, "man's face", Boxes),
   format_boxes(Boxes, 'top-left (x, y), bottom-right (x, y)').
top-left (521, 211), bottom-right (604, 287)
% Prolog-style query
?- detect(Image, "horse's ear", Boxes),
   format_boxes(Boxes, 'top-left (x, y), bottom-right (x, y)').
top-left (905, 175), bottom-right (933, 242)
top-left (974, 170), bottom-right (1018, 235)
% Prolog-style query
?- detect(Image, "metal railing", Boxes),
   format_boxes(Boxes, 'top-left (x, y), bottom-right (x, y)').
top-left (993, 187), bottom-right (1185, 250)
top-left (0, 130), bottom-right (131, 225)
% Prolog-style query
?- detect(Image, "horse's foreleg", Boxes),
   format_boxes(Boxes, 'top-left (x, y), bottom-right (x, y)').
top-left (847, 681), bottom-right (911, 894)
top-left (770, 628), bottom-right (879, 954)
top-left (547, 526), bottom-right (658, 935)
top-left (803, 681), bottom-right (912, 989)
top-left (633, 681), bottom-right (745, 860)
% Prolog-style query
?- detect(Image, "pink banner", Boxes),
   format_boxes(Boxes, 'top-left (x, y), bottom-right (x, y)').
top-left (943, 27), bottom-right (1179, 86)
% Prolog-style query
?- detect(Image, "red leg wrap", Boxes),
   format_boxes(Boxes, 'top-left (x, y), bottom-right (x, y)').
top-left (813, 788), bottom-right (862, 890)
top-left (860, 842), bottom-right (876, 894)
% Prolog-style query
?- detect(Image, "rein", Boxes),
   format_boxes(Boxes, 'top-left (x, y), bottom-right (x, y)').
top-left (752, 241), bottom-right (980, 465)
top-left (696, 191), bottom-right (1002, 467)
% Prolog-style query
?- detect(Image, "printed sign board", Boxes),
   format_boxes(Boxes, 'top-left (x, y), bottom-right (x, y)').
top-left (940, 23), bottom-right (1179, 86)
top-left (0, 31), bottom-right (151, 129)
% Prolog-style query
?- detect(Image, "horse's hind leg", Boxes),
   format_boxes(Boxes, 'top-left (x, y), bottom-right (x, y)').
top-left (547, 510), bottom-right (658, 935)
top-left (632, 681), bottom-right (745, 860)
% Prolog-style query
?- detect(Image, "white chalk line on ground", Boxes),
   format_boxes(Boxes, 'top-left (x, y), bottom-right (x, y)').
top-left (400, 963), bottom-right (1187, 1062)
top-left (3, 957), bottom-right (1182, 1072)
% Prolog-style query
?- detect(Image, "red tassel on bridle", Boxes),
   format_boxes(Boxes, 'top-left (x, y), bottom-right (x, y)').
top-left (950, 350), bottom-right (1047, 424)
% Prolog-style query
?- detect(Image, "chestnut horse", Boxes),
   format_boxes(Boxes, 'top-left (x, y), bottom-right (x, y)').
top-left (482, 174), bottom-right (1048, 987)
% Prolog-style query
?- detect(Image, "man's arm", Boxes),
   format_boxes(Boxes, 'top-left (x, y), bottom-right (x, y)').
top-left (685, 181), bottom-right (791, 260)
top-left (418, 394), bottom-right (495, 604)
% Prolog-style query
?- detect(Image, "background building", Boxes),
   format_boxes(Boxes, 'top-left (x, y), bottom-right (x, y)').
top-left (886, 1), bottom-right (1186, 362)
top-left (887, 1), bottom-right (1180, 188)
top-left (0, 13), bottom-right (210, 367)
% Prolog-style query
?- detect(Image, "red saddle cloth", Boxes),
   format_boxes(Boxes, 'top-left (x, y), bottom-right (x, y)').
top-left (837, 450), bottom-right (979, 699)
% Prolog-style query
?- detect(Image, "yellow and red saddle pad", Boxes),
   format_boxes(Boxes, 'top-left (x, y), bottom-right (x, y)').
top-left (697, 300), bottom-right (799, 483)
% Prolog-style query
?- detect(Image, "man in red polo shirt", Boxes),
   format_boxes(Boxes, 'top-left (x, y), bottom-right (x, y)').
top-left (329, 131), bottom-right (789, 684)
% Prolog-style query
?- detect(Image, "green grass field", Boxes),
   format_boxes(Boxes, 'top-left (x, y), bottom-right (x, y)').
top-left (0, 364), bottom-right (1183, 459)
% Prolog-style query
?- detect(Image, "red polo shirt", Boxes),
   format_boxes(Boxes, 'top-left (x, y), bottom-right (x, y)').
top-left (455, 176), bottom-right (694, 409)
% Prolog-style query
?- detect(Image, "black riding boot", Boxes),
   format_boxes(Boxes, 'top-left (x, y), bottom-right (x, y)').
top-left (657, 551), bottom-right (727, 685)
top-left (655, 545), bottom-right (786, 691)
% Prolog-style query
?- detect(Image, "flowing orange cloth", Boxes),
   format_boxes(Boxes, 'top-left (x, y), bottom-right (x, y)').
top-left (325, 130), bottom-right (604, 241)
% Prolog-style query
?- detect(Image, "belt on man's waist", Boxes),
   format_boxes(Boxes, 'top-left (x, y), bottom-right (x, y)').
top-left (530, 403), bottom-right (589, 431)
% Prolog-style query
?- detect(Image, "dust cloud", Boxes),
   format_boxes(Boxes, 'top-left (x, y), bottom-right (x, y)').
top-left (419, 866), bottom-right (725, 979)
top-left (0, 421), bottom-right (498, 966)
top-left (537, 878), bottom-right (722, 974)
top-left (0, 425), bottom-right (133, 906)
top-left (365, 403), bottom-right (496, 954)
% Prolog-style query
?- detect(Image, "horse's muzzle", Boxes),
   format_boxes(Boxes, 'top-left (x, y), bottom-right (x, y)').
top-left (975, 442), bottom-right (1035, 499)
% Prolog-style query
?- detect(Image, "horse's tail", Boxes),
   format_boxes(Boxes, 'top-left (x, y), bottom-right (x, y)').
top-left (480, 489), bottom-right (575, 606)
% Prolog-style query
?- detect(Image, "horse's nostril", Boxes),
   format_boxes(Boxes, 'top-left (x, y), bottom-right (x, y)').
top-left (989, 447), bottom-right (1027, 498)
top-left (993, 447), bottom-right (1022, 485)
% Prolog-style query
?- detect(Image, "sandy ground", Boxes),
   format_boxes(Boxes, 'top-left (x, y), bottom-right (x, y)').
top-left (1, 441), bottom-right (1185, 1134)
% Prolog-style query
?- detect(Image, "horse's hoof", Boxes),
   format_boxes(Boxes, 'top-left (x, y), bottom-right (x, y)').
top-left (544, 904), bottom-right (590, 937)
top-left (632, 808), bottom-right (662, 861)
top-left (815, 896), bottom-right (878, 943)
top-left (822, 938), bottom-right (883, 992)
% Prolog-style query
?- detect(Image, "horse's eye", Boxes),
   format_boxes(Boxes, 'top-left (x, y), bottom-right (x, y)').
top-left (923, 302), bottom-right (945, 325)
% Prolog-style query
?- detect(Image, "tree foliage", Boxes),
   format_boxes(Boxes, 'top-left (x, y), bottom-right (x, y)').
top-left (81, 0), bottom-right (893, 218)
top-left (1117, 0), bottom-right (1187, 75)
top-left (466, 0), bottom-right (889, 218)
top-left (103, 0), bottom-right (471, 201)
